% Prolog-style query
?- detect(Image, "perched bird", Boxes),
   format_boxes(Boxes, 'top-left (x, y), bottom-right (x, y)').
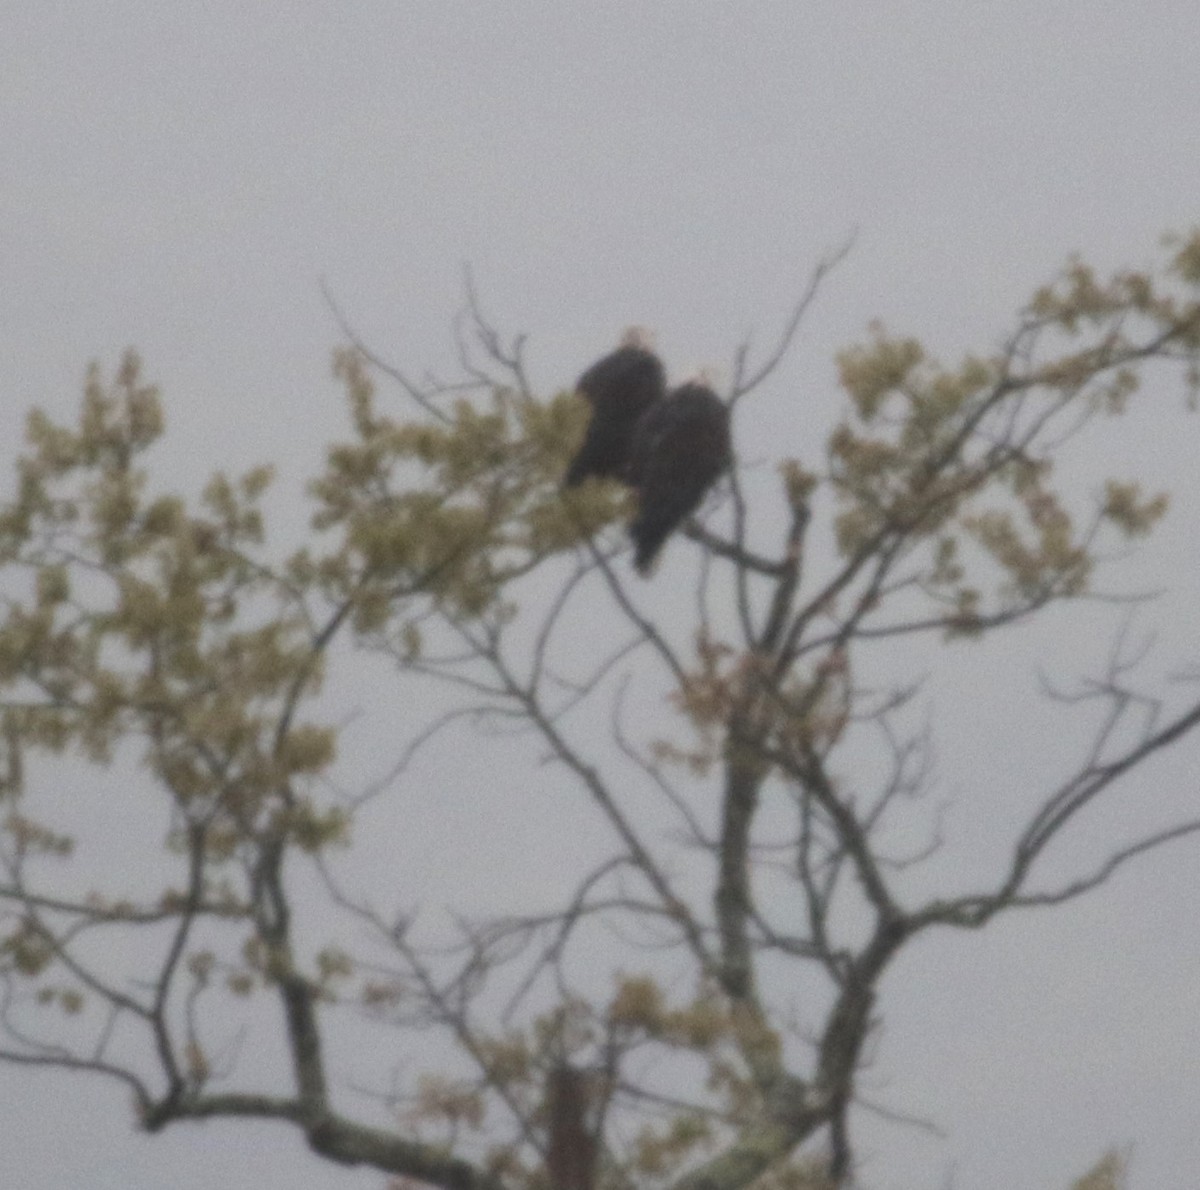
top-left (626, 378), bottom-right (731, 574)
top-left (563, 328), bottom-right (666, 488)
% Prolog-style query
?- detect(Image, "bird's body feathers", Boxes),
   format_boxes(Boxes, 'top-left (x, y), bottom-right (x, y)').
top-left (627, 382), bottom-right (730, 573)
top-left (563, 340), bottom-right (666, 488)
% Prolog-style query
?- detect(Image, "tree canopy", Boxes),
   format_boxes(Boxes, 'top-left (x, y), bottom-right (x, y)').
top-left (1, 236), bottom-right (1199, 1189)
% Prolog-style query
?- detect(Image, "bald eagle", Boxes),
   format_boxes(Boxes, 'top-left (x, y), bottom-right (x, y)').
top-left (627, 380), bottom-right (731, 574)
top-left (563, 329), bottom-right (666, 488)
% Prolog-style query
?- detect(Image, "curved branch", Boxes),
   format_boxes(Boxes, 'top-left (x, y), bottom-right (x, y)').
top-left (151, 1094), bottom-right (505, 1190)
top-left (729, 233), bottom-right (857, 402)
top-left (320, 279), bottom-right (454, 425)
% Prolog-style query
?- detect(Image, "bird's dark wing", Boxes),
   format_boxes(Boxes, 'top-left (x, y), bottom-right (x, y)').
top-left (564, 345), bottom-right (666, 487)
top-left (628, 384), bottom-right (731, 572)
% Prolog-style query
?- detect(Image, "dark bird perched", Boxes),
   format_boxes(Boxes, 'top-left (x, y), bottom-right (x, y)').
top-left (563, 328), bottom-right (666, 488)
top-left (627, 377), bottom-right (731, 574)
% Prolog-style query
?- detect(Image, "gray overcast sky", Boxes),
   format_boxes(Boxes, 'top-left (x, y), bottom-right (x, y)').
top-left (3, 5), bottom-right (1200, 1189)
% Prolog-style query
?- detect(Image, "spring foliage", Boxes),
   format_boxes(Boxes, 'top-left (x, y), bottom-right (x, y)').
top-left (0, 235), bottom-right (1199, 1189)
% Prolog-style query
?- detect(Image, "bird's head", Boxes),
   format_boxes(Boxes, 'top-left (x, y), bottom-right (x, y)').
top-left (620, 326), bottom-right (657, 352)
top-left (680, 365), bottom-right (725, 394)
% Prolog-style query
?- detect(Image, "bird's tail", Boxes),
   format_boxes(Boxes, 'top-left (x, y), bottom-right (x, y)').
top-left (630, 501), bottom-right (687, 575)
